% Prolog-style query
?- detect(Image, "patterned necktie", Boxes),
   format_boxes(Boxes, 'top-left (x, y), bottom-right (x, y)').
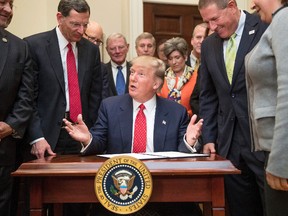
top-left (67, 43), bottom-right (82, 122)
top-left (133, 104), bottom-right (147, 153)
top-left (116, 65), bottom-right (125, 95)
top-left (225, 33), bottom-right (237, 84)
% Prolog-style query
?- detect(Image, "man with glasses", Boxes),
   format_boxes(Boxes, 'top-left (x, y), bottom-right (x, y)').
top-left (23, 0), bottom-right (102, 214)
top-left (83, 20), bottom-right (109, 98)
top-left (198, 0), bottom-right (267, 215)
top-left (84, 20), bottom-right (103, 46)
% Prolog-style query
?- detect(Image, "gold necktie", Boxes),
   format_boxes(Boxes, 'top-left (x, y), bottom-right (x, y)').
top-left (194, 58), bottom-right (200, 72)
top-left (225, 33), bottom-right (237, 84)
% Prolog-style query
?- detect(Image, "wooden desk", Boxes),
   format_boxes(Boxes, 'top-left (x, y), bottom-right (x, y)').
top-left (12, 154), bottom-right (239, 216)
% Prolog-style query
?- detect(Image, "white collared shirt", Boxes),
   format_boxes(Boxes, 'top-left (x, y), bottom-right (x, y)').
top-left (111, 61), bottom-right (127, 86)
top-left (223, 10), bottom-right (246, 60)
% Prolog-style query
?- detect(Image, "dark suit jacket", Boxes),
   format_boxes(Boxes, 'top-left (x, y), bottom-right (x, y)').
top-left (199, 12), bottom-right (267, 158)
top-left (105, 61), bottom-right (131, 96)
top-left (0, 28), bottom-right (34, 165)
top-left (24, 28), bottom-right (102, 150)
top-left (82, 94), bottom-right (190, 155)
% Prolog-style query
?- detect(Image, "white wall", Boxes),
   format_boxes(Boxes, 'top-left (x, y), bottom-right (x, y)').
top-left (7, 0), bottom-right (251, 62)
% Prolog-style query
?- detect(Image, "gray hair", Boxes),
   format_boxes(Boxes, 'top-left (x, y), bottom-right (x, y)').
top-left (58, 0), bottom-right (90, 17)
top-left (106, 32), bottom-right (128, 46)
top-left (163, 37), bottom-right (188, 58)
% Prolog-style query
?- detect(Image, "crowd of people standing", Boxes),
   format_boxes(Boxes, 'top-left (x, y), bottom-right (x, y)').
top-left (1, 0), bottom-right (287, 216)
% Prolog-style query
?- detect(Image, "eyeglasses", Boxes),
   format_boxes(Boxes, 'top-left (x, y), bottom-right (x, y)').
top-left (84, 32), bottom-right (103, 45)
top-left (68, 21), bottom-right (88, 30)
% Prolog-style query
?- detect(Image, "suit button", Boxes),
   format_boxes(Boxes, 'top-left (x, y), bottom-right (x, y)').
top-left (230, 118), bottom-right (234, 121)
top-left (231, 93), bottom-right (236, 98)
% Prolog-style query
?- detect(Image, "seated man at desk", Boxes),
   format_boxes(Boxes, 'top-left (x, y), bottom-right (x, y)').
top-left (63, 55), bottom-right (204, 215)
top-left (64, 55), bottom-right (202, 155)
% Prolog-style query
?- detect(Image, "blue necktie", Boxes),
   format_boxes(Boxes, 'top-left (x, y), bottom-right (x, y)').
top-left (116, 65), bottom-right (125, 95)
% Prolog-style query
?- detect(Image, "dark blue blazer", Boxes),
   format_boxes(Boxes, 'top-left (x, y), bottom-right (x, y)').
top-left (199, 11), bottom-right (267, 158)
top-left (0, 28), bottom-right (34, 165)
top-left (105, 61), bottom-right (131, 96)
top-left (24, 29), bottom-right (103, 150)
top-left (82, 94), bottom-right (190, 155)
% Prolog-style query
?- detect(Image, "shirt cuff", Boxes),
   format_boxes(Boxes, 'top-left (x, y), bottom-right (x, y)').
top-left (30, 137), bottom-right (45, 145)
top-left (80, 133), bottom-right (93, 153)
top-left (183, 133), bottom-right (198, 153)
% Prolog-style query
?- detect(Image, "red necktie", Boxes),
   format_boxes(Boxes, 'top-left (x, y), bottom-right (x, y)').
top-left (133, 104), bottom-right (147, 153)
top-left (67, 43), bottom-right (82, 122)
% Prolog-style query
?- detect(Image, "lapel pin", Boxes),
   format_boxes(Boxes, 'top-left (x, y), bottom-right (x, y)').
top-left (2, 37), bottom-right (8, 43)
top-left (249, 30), bottom-right (255, 35)
top-left (162, 120), bottom-right (166, 125)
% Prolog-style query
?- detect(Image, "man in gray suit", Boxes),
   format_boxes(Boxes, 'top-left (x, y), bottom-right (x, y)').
top-left (0, 1), bottom-right (34, 215)
top-left (198, 0), bottom-right (268, 215)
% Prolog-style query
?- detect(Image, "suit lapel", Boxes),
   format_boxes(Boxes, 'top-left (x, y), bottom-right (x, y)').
top-left (153, 97), bottom-right (169, 152)
top-left (107, 61), bottom-right (117, 95)
top-left (46, 29), bottom-right (65, 94)
top-left (125, 61), bottom-right (131, 93)
top-left (213, 34), bottom-right (230, 86)
top-left (233, 12), bottom-right (259, 85)
top-left (118, 96), bottom-right (133, 152)
top-left (76, 39), bottom-right (86, 91)
top-left (0, 29), bottom-right (8, 78)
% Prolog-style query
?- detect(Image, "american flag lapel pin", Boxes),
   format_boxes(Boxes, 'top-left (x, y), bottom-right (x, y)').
top-left (249, 30), bottom-right (255, 35)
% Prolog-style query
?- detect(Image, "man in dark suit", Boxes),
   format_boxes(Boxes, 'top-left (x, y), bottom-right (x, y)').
top-left (23, 1), bottom-right (102, 215)
top-left (105, 32), bottom-right (131, 96)
top-left (187, 23), bottom-right (209, 117)
top-left (83, 20), bottom-right (110, 99)
top-left (198, 0), bottom-right (268, 215)
top-left (63, 55), bottom-right (203, 216)
top-left (0, 1), bottom-right (34, 215)
top-left (24, 0), bottom-right (102, 159)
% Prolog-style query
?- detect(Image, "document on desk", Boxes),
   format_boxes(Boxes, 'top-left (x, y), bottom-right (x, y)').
top-left (97, 151), bottom-right (209, 160)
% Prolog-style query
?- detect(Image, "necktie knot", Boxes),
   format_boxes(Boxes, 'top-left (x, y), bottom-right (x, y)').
top-left (67, 43), bottom-right (72, 50)
top-left (139, 104), bottom-right (145, 111)
top-left (117, 65), bottom-right (122, 70)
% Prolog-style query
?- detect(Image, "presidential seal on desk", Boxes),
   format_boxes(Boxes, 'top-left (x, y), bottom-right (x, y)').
top-left (95, 155), bottom-right (153, 214)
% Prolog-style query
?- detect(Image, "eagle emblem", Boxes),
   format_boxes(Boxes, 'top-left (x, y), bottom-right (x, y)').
top-left (110, 170), bottom-right (138, 200)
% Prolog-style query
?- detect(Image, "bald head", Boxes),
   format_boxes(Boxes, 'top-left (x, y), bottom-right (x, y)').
top-left (84, 21), bottom-right (104, 45)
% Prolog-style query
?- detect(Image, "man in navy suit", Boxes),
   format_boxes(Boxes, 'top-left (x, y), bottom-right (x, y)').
top-left (105, 33), bottom-right (131, 97)
top-left (64, 55), bottom-right (202, 155)
top-left (64, 55), bottom-right (204, 216)
top-left (0, 1), bottom-right (34, 215)
top-left (198, 0), bottom-right (267, 215)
